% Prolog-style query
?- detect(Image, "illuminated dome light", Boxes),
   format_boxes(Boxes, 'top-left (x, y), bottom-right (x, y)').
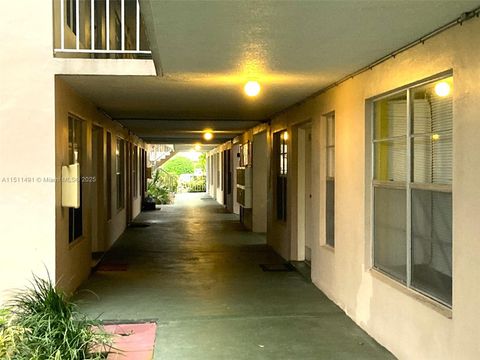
top-left (434, 82), bottom-right (450, 97)
top-left (244, 81), bottom-right (261, 97)
top-left (203, 132), bottom-right (213, 141)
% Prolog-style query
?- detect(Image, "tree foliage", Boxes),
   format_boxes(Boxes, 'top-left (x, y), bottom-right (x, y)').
top-left (195, 153), bottom-right (207, 172)
top-left (161, 156), bottom-right (194, 175)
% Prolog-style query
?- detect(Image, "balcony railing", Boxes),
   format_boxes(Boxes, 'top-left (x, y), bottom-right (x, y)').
top-left (54, 0), bottom-right (151, 58)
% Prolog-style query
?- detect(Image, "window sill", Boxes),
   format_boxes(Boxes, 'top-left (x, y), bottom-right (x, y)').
top-left (321, 244), bottom-right (335, 253)
top-left (370, 268), bottom-right (452, 319)
top-left (68, 235), bottom-right (85, 250)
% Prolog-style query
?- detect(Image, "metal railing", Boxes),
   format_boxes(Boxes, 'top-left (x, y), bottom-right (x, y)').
top-left (55, 0), bottom-right (151, 57)
top-left (157, 168), bottom-right (178, 193)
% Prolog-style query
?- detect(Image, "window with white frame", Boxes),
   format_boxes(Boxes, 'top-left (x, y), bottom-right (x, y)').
top-left (116, 138), bottom-right (125, 210)
top-left (372, 75), bottom-right (453, 306)
top-left (326, 113), bottom-right (335, 248)
top-left (133, 145), bottom-right (138, 197)
top-left (274, 130), bottom-right (288, 221)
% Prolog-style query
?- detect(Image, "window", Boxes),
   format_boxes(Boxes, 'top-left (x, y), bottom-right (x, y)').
top-left (326, 113), bottom-right (335, 247)
top-left (116, 138), bottom-right (125, 210)
top-left (274, 130), bottom-right (288, 221)
top-left (239, 142), bottom-right (252, 167)
top-left (372, 75), bottom-right (453, 306)
top-left (133, 145), bottom-right (138, 198)
top-left (106, 132), bottom-right (112, 220)
top-left (68, 116), bottom-right (83, 242)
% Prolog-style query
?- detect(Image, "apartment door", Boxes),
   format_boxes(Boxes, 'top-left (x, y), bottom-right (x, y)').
top-left (91, 125), bottom-right (105, 257)
top-left (304, 127), bottom-right (313, 264)
top-left (296, 123), bottom-right (313, 264)
top-left (126, 142), bottom-right (133, 224)
top-left (223, 150), bottom-right (229, 205)
top-left (252, 131), bottom-right (268, 232)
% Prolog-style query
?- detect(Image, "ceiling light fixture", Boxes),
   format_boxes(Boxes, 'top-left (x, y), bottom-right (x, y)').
top-left (203, 132), bottom-right (213, 141)
top-left (244, 81), bottom-right (261, 97)
top-left (434, 81), bottom-right (450, 97)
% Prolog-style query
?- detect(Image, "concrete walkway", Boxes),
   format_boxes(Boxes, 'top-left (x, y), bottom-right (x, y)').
top-left (75, 193), bottom-right (394, 360)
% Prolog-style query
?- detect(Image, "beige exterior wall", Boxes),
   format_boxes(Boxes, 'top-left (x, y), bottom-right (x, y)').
top-left (55, 78), bottom-right (144, 294)
top-left (273, 18), bottom-right (480, 360)
top-left (0, 0), bottom-right (153, 302)
top-left (210, 17), bottom-right (480, 360)
top-left (0, 1), bottom-right (57, 303)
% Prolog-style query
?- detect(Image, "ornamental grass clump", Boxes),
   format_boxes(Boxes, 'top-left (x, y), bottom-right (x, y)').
top-left (1, 275), bottom-right (111, 359)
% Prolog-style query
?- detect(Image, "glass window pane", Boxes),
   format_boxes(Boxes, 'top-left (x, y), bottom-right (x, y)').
top-left (374, 187), bottom-right (407, 282)
top-left (326, 179), bottom-right (335, 247)
top-left (411, 189), bottom-right (452, 305)
top-left (412, 78), bottom-right (453, 135)
top-left (327, 115), bottom-right (335, 146)
top-left (413, 133), bottom-right (452, 184)
top-left (374, 92), bottom-right (407, 140)
top-left (374, 139), bottom-right (406, 182)
top-left (327, 147), bottom-right (335, 178)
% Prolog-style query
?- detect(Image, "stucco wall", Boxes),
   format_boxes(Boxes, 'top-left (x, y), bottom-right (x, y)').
top-left (0, 2), bottom-right (57, 303)
top-left (55, 78), bottom-right (144, 294)
top-left (0, 0), bottom-right (154, 303)
top-left (252, 131), bottom-right (268, 233)
top-left (266, 17), bottom-right (480, 360)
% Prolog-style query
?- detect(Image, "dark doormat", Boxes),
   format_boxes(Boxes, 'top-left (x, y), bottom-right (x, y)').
top-left (128, 222), bottom-right (150, 228)
top-left (96, 263), bottom-right (129, 272)
top-left (260, 263), bottom-right (295, 272)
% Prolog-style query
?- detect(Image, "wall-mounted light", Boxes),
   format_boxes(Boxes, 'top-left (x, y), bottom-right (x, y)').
top-left (283, 131), bottom-right (289, 141)
top-left (434, 81), bottom-right (450, 97)
top-left (244, 81), bottom-right (261, 97)
top-left (432, 134), bottom-right (440, 141)
top-left (203, 131), bottom-right (213, 141)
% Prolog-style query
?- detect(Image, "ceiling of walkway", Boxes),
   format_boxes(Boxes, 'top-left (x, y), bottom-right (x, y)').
top-left (62, 0), bottom-right (478, 144)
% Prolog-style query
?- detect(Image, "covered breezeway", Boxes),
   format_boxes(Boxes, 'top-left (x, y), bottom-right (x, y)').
top-left (75, 193), bottom-right (393, 359)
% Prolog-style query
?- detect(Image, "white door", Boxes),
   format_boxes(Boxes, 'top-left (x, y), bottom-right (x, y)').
top-left (304, 127), bottom-right (313, 263)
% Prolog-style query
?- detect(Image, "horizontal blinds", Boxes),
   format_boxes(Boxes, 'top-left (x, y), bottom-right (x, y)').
top-left (387, 100), bottom-right (407, 181)
top-left (413, 95), bottom-right (452, 185)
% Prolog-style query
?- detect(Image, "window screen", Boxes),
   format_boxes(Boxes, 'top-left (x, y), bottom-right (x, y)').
top-left (326, 113), bottom-right (335, 247)
top-left (372, 76), bottom-right (453, 306)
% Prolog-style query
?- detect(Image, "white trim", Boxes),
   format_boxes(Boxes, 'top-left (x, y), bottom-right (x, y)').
top-left (54, 49), bottom-right (151, 54)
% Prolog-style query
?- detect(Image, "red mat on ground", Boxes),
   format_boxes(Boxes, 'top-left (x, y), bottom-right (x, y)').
top-left (104, 323), bottom-right (157, 360)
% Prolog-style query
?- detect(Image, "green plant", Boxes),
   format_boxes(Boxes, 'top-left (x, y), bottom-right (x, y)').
top-left (184, 176), bottom-right (207, 193)
top-left (147, 183), bottom-right (171, 204)
top-left (161, 155), bottom-right (194, 175)
top-left (6, 275), bottom-right (111, 360)
top-left (147, 169), bottom-right (177, 204)
top-left (0, 308), bottom-right (24, 359)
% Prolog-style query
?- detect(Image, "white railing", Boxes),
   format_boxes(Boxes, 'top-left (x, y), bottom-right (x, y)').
top-left (148, 144), bottom-right (175, 163)
top-left (55, 0), bottom-right (151, 56)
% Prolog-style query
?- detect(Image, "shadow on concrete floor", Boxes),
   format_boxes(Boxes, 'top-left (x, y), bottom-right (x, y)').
top-left (75, 193), bottom-right (395, 360)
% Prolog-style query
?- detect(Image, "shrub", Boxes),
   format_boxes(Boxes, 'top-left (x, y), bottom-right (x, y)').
top-left (184, 176), bottom-right (206, 193)
top-left (3, 275), bottom-right (111, 359)
top-left (147, 170), bottom-right (177, 204)
top-left (0, 309), bottom-right (24, 359)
